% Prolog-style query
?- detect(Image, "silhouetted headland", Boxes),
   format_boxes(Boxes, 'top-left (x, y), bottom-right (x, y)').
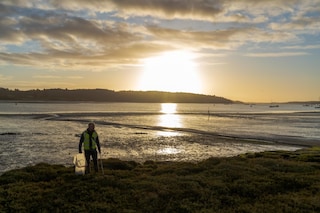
top-left (0, 88), bottom-right (234, 103)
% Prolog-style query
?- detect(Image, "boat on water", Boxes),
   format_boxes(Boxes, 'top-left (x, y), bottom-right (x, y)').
top-left (269, 104), bottom-right (279, 108)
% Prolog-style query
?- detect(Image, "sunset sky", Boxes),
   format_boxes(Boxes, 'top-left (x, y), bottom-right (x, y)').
top-left (1, 0), bottom-right (320, 102)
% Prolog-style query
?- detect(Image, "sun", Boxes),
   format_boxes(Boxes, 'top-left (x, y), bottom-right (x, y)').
top-left (137, 50), bottom-right (202, 94)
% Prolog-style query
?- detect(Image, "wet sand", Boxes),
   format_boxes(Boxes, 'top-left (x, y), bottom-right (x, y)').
top-left (103, 130), bottom-right (310, 163)
top-left (1, 110), bottom-right (319, 173)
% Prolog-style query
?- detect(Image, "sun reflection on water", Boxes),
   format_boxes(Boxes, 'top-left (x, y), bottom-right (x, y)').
top-left (157, 147), bottom-right (181, 155)
top-left (160, 103), bottom-right (177, 114)
top-left (158, 103), bottom-right (182, 136)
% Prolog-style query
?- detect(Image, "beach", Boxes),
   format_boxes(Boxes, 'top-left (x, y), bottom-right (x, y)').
top-left (1, 102), bottom-right (319, 173)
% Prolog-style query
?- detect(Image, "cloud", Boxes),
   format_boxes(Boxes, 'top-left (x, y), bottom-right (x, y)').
top-left (32, 75), bottom-right (83, 80)
top-left (46, 0), bottom-right (225, 21)
top-left (0, 0), bottom-right (319, 70)
top-left (33, 75), bottom-right (61, 79)
top-left (245, 52), bottom-right (309, 57)
top-left (269, 16), bottom-right (320, 31)
top-left (67, 76), bottom-right (83, 79)
top-left (146, 25), bottom-right (299, 50)
top-left (0, 74), bottom-right (12, 81)
top-left (108, 0), bottom-right (225, 21)
top-left (2, 0), bottom-right (306, 22)
top-left (0, 41), bottom-right (172, 70)
top-left (284, 44), bottom-right (320, 50)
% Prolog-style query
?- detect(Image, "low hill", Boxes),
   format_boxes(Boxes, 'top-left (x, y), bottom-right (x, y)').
top-left (0, 88), bottom-right (233, 103)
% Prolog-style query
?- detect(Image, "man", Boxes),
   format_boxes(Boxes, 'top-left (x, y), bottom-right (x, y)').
top-left (79, 122), bottom-right (101, 173)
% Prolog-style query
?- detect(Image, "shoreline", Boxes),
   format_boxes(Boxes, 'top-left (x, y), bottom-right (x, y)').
top-left (0, 135), bottom-right (309, 175)
top-left (1, 144), bottom-right (319, 176)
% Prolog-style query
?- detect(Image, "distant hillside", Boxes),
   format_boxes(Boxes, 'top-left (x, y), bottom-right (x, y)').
top-left (0, 88), bottom-right (233, 103)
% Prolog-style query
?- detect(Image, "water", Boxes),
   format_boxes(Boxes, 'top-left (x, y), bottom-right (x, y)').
top-left (1, 102), bottom-right (319, 174)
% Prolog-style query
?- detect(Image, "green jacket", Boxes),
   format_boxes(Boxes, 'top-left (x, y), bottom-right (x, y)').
top-left (79, 130), bottom-right (101, 153)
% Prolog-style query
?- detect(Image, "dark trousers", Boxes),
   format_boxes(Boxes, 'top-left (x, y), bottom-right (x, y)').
top-left (84, 149), bottom-right (98, 173)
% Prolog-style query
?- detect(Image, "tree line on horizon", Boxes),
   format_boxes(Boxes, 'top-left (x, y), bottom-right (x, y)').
top-left (0, 88), bottom-right (233, 103)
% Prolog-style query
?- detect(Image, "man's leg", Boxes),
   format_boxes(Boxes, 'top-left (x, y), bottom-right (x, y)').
top-left (92, 150), bottom-right (98, 172)
top-left (84, 150), bottom-right (91, 174)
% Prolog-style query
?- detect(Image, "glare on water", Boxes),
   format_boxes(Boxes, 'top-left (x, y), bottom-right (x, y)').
top-left (158, 103), bottom-right (182, 136)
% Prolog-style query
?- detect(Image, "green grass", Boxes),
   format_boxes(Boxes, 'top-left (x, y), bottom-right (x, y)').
top-left (1, 147), bottom-right (320, 212)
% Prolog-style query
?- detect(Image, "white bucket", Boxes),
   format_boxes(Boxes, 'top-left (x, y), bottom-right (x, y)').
top-left (73, 153), bottom-right (86, 175)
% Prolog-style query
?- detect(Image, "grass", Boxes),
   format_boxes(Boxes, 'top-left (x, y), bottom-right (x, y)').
top-left (1, 147), bottom-right (320, 212)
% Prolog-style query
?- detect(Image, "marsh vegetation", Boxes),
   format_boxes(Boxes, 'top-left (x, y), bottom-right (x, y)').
top-left (1, 147), bottom-right (320, 212)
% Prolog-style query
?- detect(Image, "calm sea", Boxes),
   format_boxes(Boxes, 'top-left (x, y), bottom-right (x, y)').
top-left (1, 102), bottom-right (320, 174)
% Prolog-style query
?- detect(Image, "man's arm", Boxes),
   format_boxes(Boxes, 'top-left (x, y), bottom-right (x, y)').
top-left (79, 133), bottom-right (84, 153)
